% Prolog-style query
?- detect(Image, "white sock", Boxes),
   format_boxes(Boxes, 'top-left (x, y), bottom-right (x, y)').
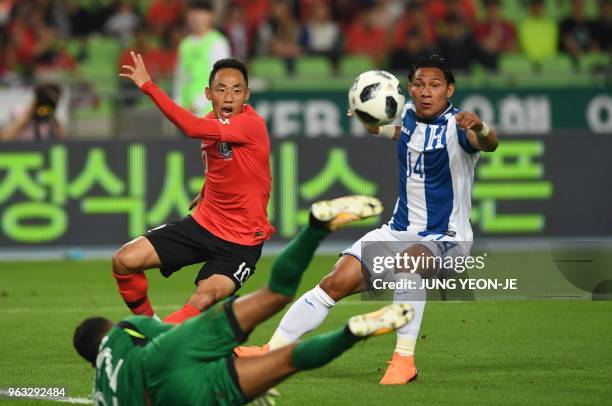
top-left (269, 285), bottom-right (336, 350)
top-left (393, 273), bottom-right (426, 357)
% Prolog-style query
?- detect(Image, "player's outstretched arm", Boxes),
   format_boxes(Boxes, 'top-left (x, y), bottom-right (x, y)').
top-left (456, 111), bottom-right (499, 152)
top-left (346, 109), bottom-right (400, 141)
top-left (119, 51), bottom-right (225, 140)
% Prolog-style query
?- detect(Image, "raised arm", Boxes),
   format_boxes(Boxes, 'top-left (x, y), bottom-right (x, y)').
top-left (119, 51), bottom-right (224, 140)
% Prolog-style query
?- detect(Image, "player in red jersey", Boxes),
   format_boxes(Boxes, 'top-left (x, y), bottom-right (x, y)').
top-left (116, 52), bottom-right (273, 323)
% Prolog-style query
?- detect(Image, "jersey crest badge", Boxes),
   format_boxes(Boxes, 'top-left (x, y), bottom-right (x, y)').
top-left (219, 142), bottom-right (233, 158)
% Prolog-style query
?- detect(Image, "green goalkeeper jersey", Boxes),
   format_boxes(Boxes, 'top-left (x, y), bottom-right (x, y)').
top-left (174, 30), bottom-right (230, 116)
top-left (93, 316), bottom-right (171, 406)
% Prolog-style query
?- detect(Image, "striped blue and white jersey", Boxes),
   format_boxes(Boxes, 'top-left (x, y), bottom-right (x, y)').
top-left (388, 101), bottom-right (480, 241)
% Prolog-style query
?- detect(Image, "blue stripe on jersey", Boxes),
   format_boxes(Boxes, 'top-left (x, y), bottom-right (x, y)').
top-left (391, 107), bottom-right (417, 231)
top-left (393, 135), bottom-right (408, 230)
top-left (424, 134), bottom-right (454, 233)
top-left (457, 126), bottom-right (479, 153)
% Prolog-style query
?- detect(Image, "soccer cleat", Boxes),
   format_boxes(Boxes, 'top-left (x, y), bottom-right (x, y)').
top-left (310, 195), bottom-right (383, 231)
top-left (379, 352), bottom-right (418, 385)
top-left (348, 303), bottom-right (414, 338)
top-left (247, 387), bottom-right (280, 406)
top-left (233, 343), bottom-right (270, 358)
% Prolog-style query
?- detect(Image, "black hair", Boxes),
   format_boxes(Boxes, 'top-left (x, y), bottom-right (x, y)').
top-left (408, 54), bottom-right (456, 85)
top-left (208, 58), bottom-right (249, 87)
top-left (73, 317), bottom-right (112, 367)
top-left (187, 0), bottom-right (213, 11)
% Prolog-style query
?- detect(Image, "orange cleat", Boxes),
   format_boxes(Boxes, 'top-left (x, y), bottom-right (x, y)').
top-left (379, 352), bottom-right (417, 385)
top-left (233, 344), bottom-right (270, 357)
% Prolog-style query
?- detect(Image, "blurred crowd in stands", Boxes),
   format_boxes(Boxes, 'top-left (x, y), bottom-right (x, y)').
top-left (0, 0), bottom-right (610, 86)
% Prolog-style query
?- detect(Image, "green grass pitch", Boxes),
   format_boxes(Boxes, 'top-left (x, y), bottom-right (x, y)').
top-left (1, 256), bottom-right (611, 405)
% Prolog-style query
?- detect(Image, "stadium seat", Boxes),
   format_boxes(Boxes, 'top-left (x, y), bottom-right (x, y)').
top-left (579, 53), bottom-right (611, 74)
top-left (500, 0), bottom-right (525, 22)
top-left (65, 39), bottom-right (85, 60)
top-left (250, 57), bottom-right (287, 79)
top-left (339, 55), bottom-right (375, 78)
top-left (78, 36), bottom-right (120, 97)
top-left (138, 0), bottom-right (152, 14)
top-left (467, 63), bottom-right (487, 87)
top-left (87, 35), bottom-right (121, 64)
top-left (295, 56), bottom-right (333, 78)
top-left (543, 0), bottom-right (565, 20)
top-left (498, 53), bottom-right (533, 76)
top-left (540, 54), bottom-right (575, 75)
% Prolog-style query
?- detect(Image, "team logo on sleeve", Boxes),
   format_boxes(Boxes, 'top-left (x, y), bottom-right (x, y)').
top-left (219, 142), bottom-right (233, 158)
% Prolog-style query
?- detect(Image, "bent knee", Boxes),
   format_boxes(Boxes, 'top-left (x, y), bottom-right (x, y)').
top-left (112, 246), bottom-right (143, 275)
top-left (190, 290), bottom-right (225, 311)
top-left (319, 273), bottom-right (354, 301)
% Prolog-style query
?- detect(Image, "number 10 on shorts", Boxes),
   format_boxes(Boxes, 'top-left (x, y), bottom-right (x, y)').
top-left (233, 262), bottom-right (251, 285)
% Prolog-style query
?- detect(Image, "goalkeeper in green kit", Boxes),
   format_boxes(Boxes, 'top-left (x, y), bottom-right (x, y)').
top-left (73, 196), bottom-right (414, 405)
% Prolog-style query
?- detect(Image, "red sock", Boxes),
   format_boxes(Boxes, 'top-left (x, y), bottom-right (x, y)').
top-left (113, 272), bottom-right (154, 316)
top-left (163, 304), bottom-right (201, 324)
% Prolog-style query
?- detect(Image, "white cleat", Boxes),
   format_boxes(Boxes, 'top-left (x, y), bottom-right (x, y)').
top-left (348, 303), bottom-right (414, 338)
top-left (248, 387), bottom-right (280, 406)
top-left (310, 195), bottom-right (383, 231)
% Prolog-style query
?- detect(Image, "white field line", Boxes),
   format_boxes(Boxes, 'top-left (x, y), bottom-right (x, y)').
top-left (0, 301), bottom-right (377, 314)
top-left (0, 390), bottom-right (91, 404)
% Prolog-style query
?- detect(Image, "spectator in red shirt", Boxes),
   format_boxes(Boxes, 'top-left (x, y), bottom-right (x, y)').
top-left (118, 25), bottom-right (176, 106)
top-left (345, 8), bottom-right (388, 66)
top-left (475, 0), bottom-right (517, 69)
top-left (119, 26), bottom-right (176, 80)
top-left (426, 0), bottom-right (477, 27)
top-left (117, 54), bottom-right (274, 324)
top-left (233, 0), bottom-right (270, 33)
top-left (7, 3), bottom-right (37, 69)
top-left (392, 0), bottom-right (437, 47)
top-left (147, 0), bottom-right (185, 28)
top-left (389, 2), bottom-right (436, 71)
top-left (32, 23), bottom-right (76, 73)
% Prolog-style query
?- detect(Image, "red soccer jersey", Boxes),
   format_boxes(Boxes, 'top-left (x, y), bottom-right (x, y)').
top-left (141, 81), bottom-right (274, 246)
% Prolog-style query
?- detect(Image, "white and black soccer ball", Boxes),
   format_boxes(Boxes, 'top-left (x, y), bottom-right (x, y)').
top-left (348, 70), bottom-right (405, 126)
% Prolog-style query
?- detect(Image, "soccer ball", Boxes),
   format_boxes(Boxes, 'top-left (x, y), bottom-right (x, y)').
top-left (348, 70), bottom-right (405, 127)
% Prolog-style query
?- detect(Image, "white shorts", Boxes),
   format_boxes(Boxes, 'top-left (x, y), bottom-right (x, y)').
top-left (341, 224), bottom-right (472, 278)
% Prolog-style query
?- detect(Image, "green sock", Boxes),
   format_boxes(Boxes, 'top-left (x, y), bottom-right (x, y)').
top-left (268, 224), bottom-right (330, 296)
top-left (291, 326), bottom-right (360, 370)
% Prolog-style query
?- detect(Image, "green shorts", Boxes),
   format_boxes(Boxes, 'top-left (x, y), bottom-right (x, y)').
top-left (143, 297), bottom-right (249, 405)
